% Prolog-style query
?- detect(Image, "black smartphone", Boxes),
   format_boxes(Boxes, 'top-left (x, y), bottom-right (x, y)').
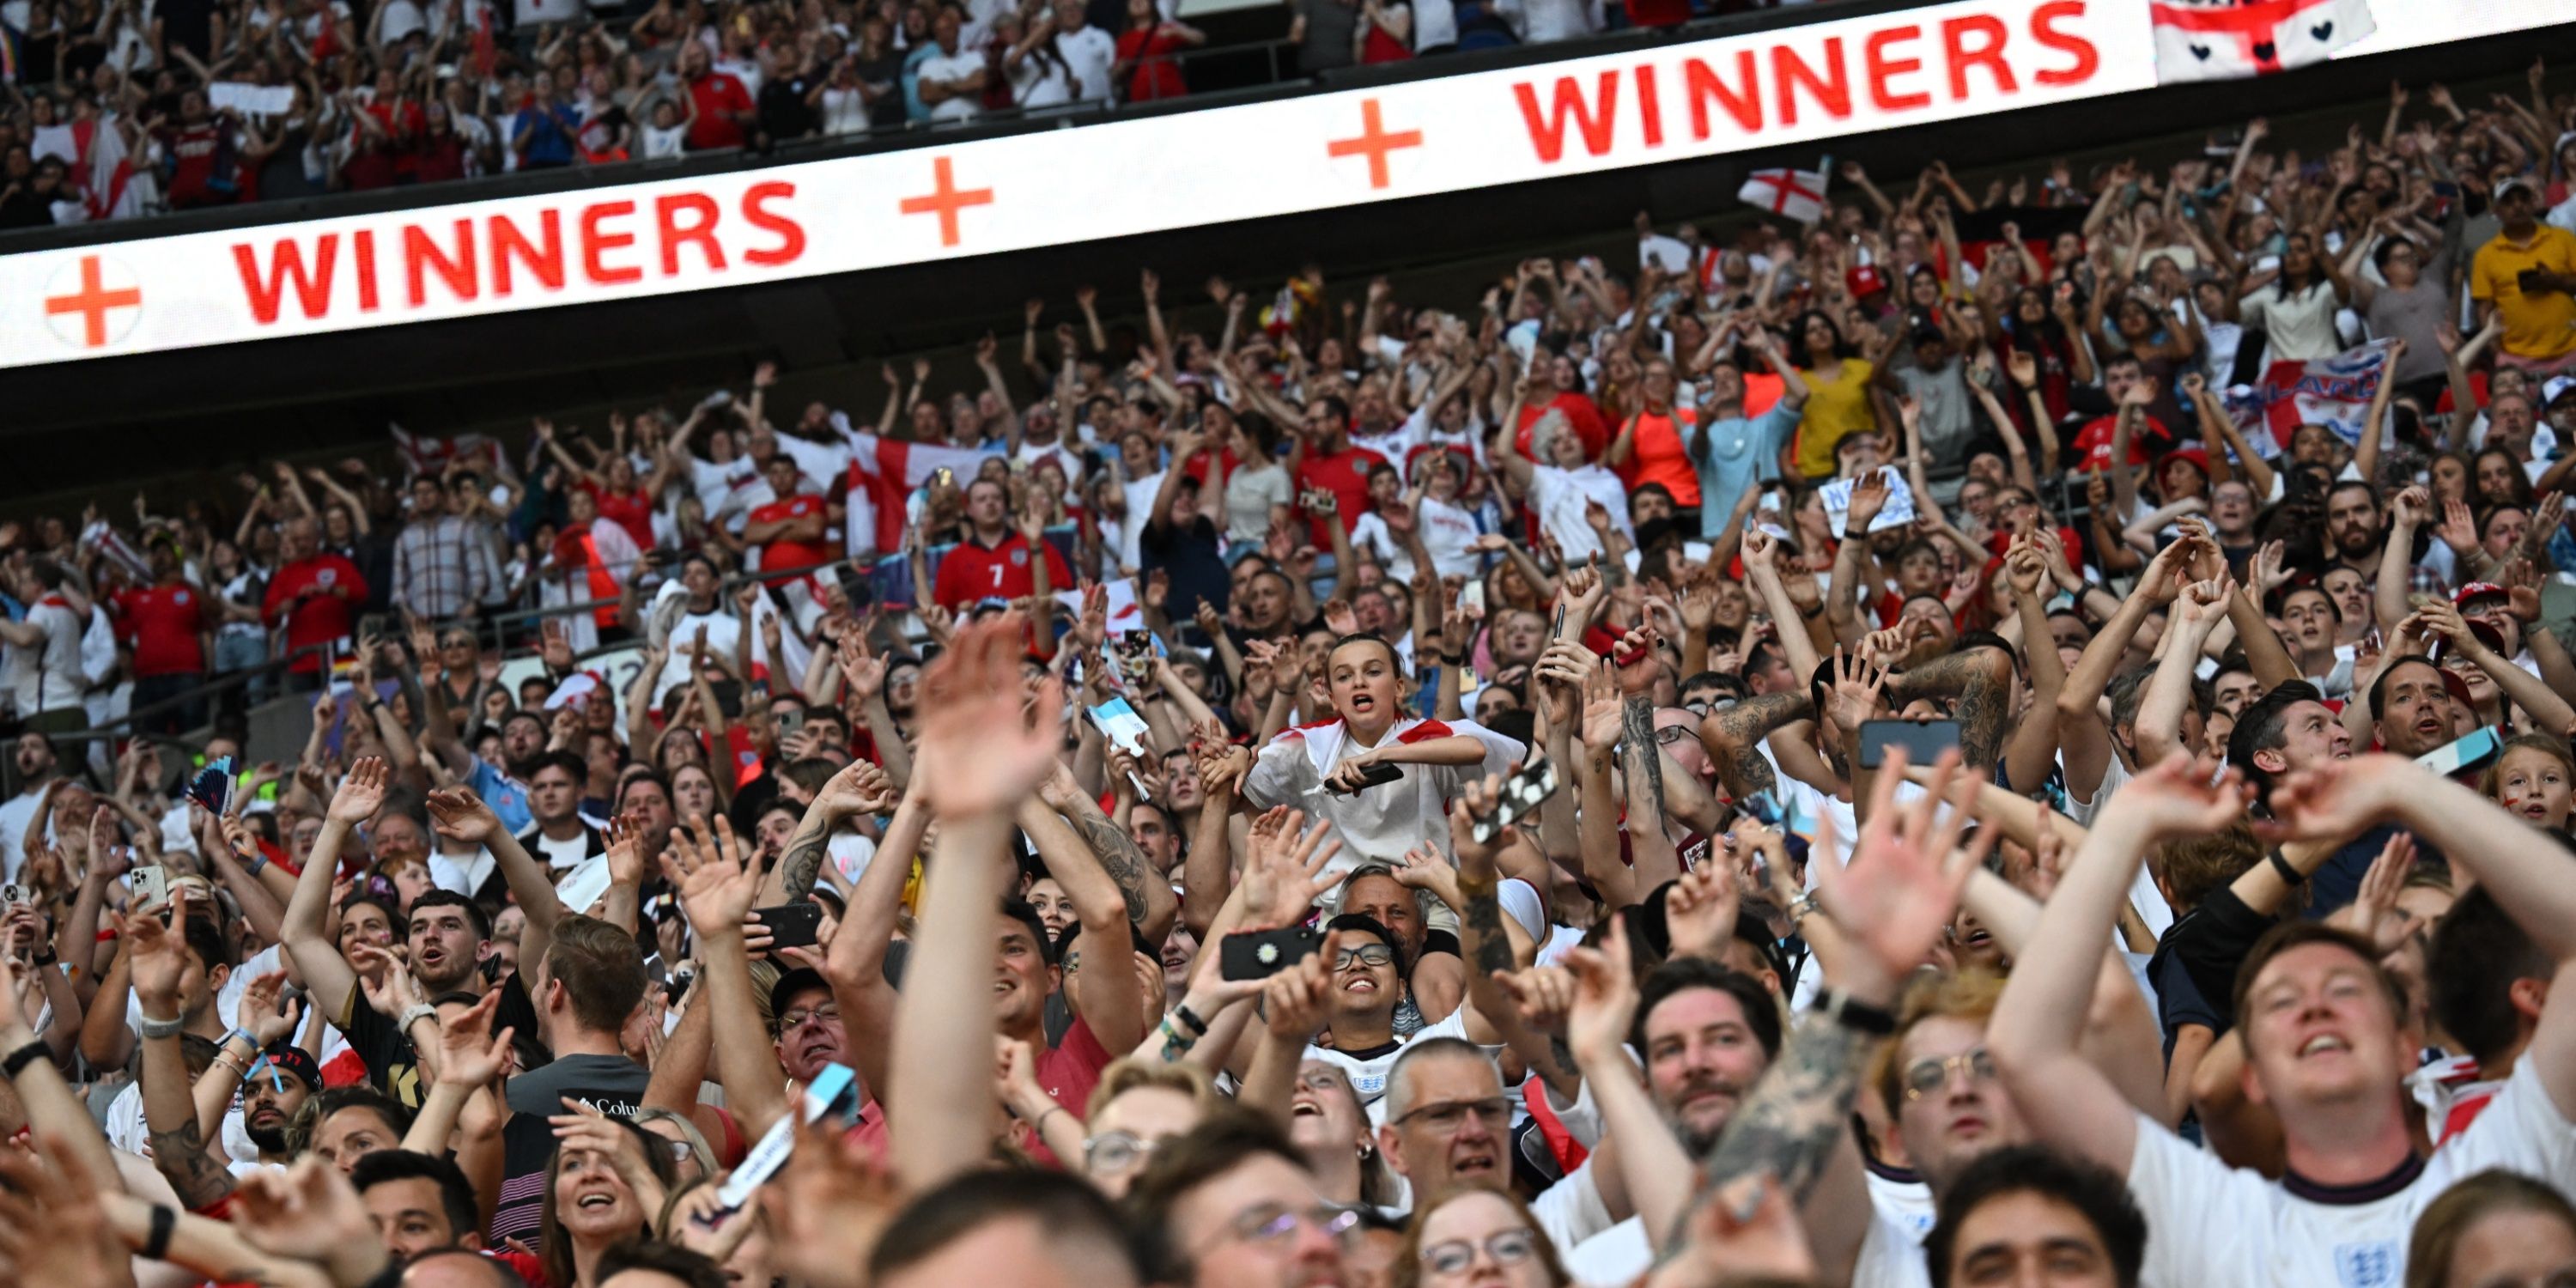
top-left (1856, 719), bottom-right (1963, 769)
top-left (1471, 756), bottom-right (1561, 844)
top-left (2520, 269), bottom-right (2547, 294)
top-left (1220, 925), bottom-right (1323, 980)
top-left (1325, 761), bottom-right (1405, 795)
top-left (752, 902), bottom-right (824, 951)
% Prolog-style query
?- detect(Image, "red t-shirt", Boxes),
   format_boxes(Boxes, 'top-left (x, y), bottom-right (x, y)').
top-left (584, 483), bottom-right (655, 551)
top-left (685, 71), bottom-right (753, 150)
top-left (1294, 444), bottom-right (1389, 547)
top-left (932, 533), bottom-right (1074, 610)
top-left (1115, 26), bottom-right (1189, 100)
top-left (261, 554), bottom-right (368, 674)
top-left (1027, 1016), bottom-right (1115, 1165)
top-left (750, 494), bottom-right (832, 579)
top-left (2071, 413), bottom-right (2172, 473)
top-left (114, 582), bottom-right (206, 677)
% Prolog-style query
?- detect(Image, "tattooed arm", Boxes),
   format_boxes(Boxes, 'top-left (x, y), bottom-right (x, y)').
top-left (1885, 643), bottom-right (2015, 773)
top-left (1620, 693), bottom-right (1682, 892)
top-left (1015, 798), bottom-right (1151, 1054)
top-left (1695, 690), bottom-right (1815, 801)
top-left (1042, 765), bottom-right (1181, 947)
top-left (142, 1008), bottom-right (236, 1210)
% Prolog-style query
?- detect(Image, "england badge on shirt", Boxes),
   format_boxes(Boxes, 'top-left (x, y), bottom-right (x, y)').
top-left (2334, 1241), bottom-right (2397, 1288)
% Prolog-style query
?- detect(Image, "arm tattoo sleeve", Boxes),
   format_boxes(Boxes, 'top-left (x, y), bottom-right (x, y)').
top-left (149, 1119), bottom-right (238, 1209)
top-left (1067, 810), bottom-right (1153, 924)
top-left (1462, 880), bottom-right (1514, 979)
top-left (1889, 650), bottom-right (2011, 771)
top-left (1663, 1013), bottom-right (1873, 1258)
top-left (1707, 691), bottom-right (1814, 799)
top-left (1620, 696), bottom-right (1666, 824)
top-left (779, 820), bottom-right (833, 902)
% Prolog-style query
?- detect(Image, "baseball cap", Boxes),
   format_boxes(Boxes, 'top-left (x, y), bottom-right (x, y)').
top-left (2453, 582), bottom-right (2509, 608)
top-left (246, 1045), bottom-right (322, 1092)
top-left (768, 966), bottom-right (830, 1030)
top-left (2495, 175), bottom-right (2542, 203)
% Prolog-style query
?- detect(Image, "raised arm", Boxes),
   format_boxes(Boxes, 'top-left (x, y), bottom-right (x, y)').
top-left (887, 620), bottom-right (1066, 1190)
top-left (280, 759), bottom-right (387, 1029)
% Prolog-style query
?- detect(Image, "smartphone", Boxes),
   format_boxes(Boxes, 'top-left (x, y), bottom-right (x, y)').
top-left (129, 865), bottom-right (169, 909)
top-left (1220, 925), bottom-right (1324, 980)
top-left (1551, 602), bottom-right (1567, 638)
top-left (1120, 629), bottom-right (1157, 658)
top-left (776, 706), bottom-right (807, 744)
top-left (1856, 719), bottom-right (1963, 769)
top-left (930, 466), bottom-right (955, 490)
top-left (1471, 756), bottom-right (1562, 844)
top-left (2417, 726), bottom-right (2503, 778)
top-left (1461, 581), bottom-right (1487, 617)
top-left (753, 902), bottom-right (825, 951)
top-left (2519, 269), bottom-right (2547, 294)
top-left (1323, 761), bottom-right (1404, 795)
top-left (0, 883), bottom-right (26, 910)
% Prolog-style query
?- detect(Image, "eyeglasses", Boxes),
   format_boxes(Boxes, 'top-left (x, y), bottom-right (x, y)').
top-left (1389, 1097), bottom-right (1511, 1133)
top-left (775, 1005), bottom-right (841, 1033)
top-left (1996, 496), bottom-right (2037, 513)
top-left (1653, 724), bottom-right (1693, 746)
top-left (1083, 1130), bottom-right (1159, 1175)
top-left (1332, 945), bottom-right (1394, 971)
top-left (1201, 1203), bottom-right (1363, 1256)
top-left (1421, 1227), bottom-right (1541, 1276)
top-left (1901, 1048), bottom-right (1999, 1100)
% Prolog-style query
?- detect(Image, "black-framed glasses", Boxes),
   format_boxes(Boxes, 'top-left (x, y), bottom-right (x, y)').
top-left (1332, 945), bottom-right (1394, 971)
top-left (775, 1005), bottom-right (841, 1034)
top-left (1901, 1048), bottom-right (1998, 1100)
top-left (1421, 1227), bottom-right (1540, 1275)
top-left (1653, 724), bottom-right (1693, 746)
top-left (1389, 1097), bottom-right (1511, 1133)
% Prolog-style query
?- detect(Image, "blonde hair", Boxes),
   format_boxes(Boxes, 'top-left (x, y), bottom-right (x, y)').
top-left (1872, 969), bottom-right (2006, 1118)
top-left (1083, 1057), bottom-right (1220, 1121)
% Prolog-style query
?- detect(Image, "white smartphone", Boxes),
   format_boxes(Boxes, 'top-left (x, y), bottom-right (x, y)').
top-left (1461, 580), bottom-right (1487, 618)
top-left (556, 853), bottom-right (615, 918)
top-left (129, 865), bottom-right (169, 910)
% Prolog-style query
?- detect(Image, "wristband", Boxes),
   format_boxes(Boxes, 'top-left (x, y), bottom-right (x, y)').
top-left (143, 1204), bottom-right (175, 1262)
top-left (210, 1053), bottom-right (250, 1081)
top-left (137, 1012), bottom-right (185, 1041)
top-left (239, 848), bottom-right (267, 877)
top-left (1174, 1003), bottom-right (1210, 1036)
top-left (1440, 653), bottom-right (1465, 666)
top-left (30, 946), bottom-right (56, 969)
top-left (1813, 987), bottom-right (1899, 1036)
top-left (2, 1039), bottom-right (50, 1080)
top-left (2267, 849), bottom-right (2306, 886)
top-left (396, 1002), bottom-right (440, 1035)
top-left (224, 1027), bottom-right (258, 1053)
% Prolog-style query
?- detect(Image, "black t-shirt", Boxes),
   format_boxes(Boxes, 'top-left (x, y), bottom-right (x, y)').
top-left (1139, 515), bottom-right (1229, 625)
top-left (339, 970), bottom-right (548, 1109)
top-left (493, 1053), bottom-right (652, 1245)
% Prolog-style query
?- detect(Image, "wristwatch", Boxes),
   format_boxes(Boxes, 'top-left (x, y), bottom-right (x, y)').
top-left (396, 1002), bottom-right (440, 1035)
top-left (1812, 987), bottom-right (1898, 1036)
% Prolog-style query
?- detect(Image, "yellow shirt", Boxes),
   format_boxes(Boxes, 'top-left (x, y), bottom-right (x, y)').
top-left (1792, 359), bottom-right (1878, 480)
top-left (2471, 225), bottom-right (2576, 361)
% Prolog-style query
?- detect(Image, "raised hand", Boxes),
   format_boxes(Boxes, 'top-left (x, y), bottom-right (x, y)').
top-left (2101, 750), bottom-right (2258, 845)
top-left (1260, 937), bottom-right (1336, 1042)
top-left (1561, 914), bottom-right (1640, 1066)
top-left (2331, 831), bottom-right (2417, 950)
top-left (345, 941), bottom-right (426, 1021)
top-left (239, 969), bottom-right (302, 1047)
top-left (2261, 754), bottom-right (2409, 843)
top-left (1847, 471), bottom-right (1891, 529)
top-left (423, 786), bottom-right (501, 845)
top-left (814, 758), bottom-right (897, 818)
top-left (1822, 647), bottom-right (1889, 733)
top-left (1814, 749), bottom-right (1996, 999)
top-left (328, 756), bottom-right (388, 824)
top-left (660, 815), bottom-right (762, 938)
top-left (434, 988), bottom-right (513, 1088)
top-left (912, 617), bottom-right (1065, 818)
top-left (1239, 811), bottom-right (1346, 928)
top-left (1660, 862), bottom-right (1741, 965)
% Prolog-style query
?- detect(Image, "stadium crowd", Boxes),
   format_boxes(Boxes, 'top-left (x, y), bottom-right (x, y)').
top-left (5, 54), bottom-right (2576, 1288)
top-left (0, 0), bottom-right (1765, 228)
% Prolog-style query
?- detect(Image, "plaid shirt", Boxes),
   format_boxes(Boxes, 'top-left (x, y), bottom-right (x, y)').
top-left (392, 514), bottom-right (494, 620)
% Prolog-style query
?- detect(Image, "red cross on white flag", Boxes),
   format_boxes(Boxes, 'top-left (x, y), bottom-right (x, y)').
top-left (1737, 167), bottom-right (1830, 224)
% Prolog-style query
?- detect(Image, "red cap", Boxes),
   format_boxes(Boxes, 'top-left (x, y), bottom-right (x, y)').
top-left (2452, 582), bottom-right (2507, 606)
top-left (2160, 447), bottom-right (2212, 479)
top-left (1846, 264), bottom-right (1887, 299)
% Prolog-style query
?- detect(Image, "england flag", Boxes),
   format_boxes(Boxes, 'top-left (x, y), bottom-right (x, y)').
top-left (1737, 167), bottom-right (1830, 224)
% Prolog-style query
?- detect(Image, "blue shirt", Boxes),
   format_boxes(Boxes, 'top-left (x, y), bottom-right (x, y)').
top-left (901, 45), bottom-right (937, 123)
top-left (466, 757), bottom-right (535, 836)
top-left (1680, 401), bottom-right (1801, 539)
top-left (513, 103), bottom-right (579, 167)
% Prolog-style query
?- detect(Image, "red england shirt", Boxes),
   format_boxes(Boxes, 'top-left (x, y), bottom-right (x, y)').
top-left (932, 533), bottom-right (1072, 610)
top-left (114, 583), bottom-right (206, 677)
top-left (262, 554), bottom-right (368, 673)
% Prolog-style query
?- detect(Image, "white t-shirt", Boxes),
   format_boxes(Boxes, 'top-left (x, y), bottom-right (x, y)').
top-left (1057, 25), bottom-right (1116, 101)
top-left (1008, 50), bottom-right (1073, 108)
top-left (652, 605), bottom-right (744, 707)
top-left (915, 49), bottom-right (987, 122)
top-left (2127, 1059), bottom-right (2576, 1285)
top-left (640, 120), bottom-right (688, 158)
top-left (1528, 465), bottom-right (1632, 562)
